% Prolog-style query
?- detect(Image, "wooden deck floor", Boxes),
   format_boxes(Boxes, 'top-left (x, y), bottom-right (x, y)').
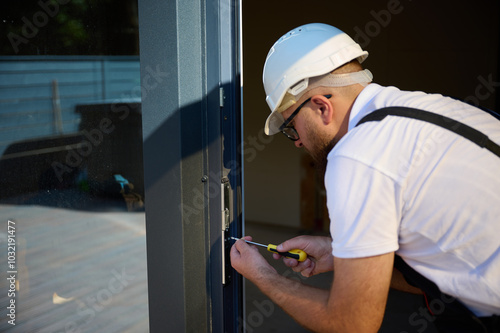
top-left (0, 204), bottom-right (149, 333)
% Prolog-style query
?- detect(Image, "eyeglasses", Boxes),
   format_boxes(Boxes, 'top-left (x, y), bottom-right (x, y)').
top-left (278, 94), bottom-right (332, 141)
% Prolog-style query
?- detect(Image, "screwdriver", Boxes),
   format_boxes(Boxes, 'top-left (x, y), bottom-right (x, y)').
top-left (230, 237), bottom-right (307, 262)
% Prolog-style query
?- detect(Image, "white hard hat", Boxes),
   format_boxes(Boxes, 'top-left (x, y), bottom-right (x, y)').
top-left (263, 23), bottom-right (369, 135)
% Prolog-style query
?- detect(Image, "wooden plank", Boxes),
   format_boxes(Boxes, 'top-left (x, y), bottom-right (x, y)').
top-left (0, 205), bottom-right (149, 332)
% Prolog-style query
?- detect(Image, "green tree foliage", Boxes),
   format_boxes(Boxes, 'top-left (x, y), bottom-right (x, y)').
top-left (1, 0), bottom-right (139, 55)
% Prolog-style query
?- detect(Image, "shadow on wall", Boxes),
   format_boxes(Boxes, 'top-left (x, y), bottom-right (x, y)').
top-left (0, 101), bottom-right (144, 212)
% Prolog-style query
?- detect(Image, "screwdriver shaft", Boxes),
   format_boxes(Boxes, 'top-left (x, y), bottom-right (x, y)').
top-left (230, 236), bottom-right (307, 262)
top-left (230, 237), bottom-right (267, 248)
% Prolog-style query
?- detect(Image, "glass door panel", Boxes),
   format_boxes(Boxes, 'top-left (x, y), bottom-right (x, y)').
top-left (0, 1), bottom-right (148, 332)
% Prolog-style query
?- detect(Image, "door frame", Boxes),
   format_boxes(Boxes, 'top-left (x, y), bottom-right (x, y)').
top-left (138, 0), bottom-right (244, 331)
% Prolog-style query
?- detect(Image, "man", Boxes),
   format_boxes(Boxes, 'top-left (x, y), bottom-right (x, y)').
top-left (230, 23), bottom-right (500, 332)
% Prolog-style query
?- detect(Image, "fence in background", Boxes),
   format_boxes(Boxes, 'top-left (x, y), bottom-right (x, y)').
top-left (0, 56), bottom-right (140, 156)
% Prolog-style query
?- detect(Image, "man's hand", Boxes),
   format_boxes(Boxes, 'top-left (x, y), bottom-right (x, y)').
top-left (230, 236), bottom-right (278, 284)
top-left (273, 235), bottom-right (333, 277)
top-left (232, 235), bottom-right (393, 332)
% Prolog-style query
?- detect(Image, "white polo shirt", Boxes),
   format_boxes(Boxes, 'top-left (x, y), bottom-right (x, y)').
top-left (326, 83), bottom-right (500, 316)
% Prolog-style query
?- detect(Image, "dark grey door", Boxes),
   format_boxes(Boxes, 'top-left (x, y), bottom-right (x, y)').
top-left (138, 0), bottom-right (244, 331)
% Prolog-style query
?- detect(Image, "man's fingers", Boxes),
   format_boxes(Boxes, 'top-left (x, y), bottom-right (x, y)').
top-left (230, 241), bottom-right (243, 260)
top-left (233, 240), bottom-right (247, 253)
top-left (280, 257), bottom-right (312, 274)
top-left (276, 235), bottom-right (309, 252)
top-left (233, 236), bottom-right (252, 250)
top-left (301, 260), bottom-right (315, 277)
top-left (283, 258), bottom-right (299, 267)
top-left (234, 236), bottom-right (260, 255)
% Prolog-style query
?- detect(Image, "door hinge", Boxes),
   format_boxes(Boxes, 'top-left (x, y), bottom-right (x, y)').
top-left (221, 178), bottom-right (231, 284)
top-left (219, 87), bottom-right (225, 108)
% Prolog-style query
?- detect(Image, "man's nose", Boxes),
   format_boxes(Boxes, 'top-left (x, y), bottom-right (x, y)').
top-left (294, 139), bottom-right (303, 148)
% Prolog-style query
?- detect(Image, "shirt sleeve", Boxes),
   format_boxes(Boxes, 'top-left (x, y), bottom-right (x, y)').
top-left (326, 155), bottom-right (401, 258)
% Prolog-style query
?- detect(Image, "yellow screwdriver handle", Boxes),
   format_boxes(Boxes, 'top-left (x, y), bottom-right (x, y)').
top-left (267, 244), bottom-right (307, 262)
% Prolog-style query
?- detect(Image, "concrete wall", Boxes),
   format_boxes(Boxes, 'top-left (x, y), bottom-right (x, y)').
top-left (242, 0), bottom-right (499, 228)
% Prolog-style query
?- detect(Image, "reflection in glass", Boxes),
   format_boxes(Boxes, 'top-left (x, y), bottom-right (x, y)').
top-left (0, 1), bottom-right (148, 331)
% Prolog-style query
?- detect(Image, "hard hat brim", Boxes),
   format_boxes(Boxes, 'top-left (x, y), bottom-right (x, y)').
top-left (264, 109), bottom-right (285, 135)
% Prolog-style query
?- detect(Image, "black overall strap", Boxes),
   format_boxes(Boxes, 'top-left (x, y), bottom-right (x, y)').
top-left (356, 107), bottom-right (500, 158)
top-left (394, 255), bottom-right (494, 332)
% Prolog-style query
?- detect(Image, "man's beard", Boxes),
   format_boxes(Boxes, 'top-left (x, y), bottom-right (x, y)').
top-left (304, 126), bottom-right (337, 176)
top-left (306, 143), bottom-right (332, 176)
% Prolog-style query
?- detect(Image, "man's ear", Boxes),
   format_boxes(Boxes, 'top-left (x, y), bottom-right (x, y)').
top-left (311, 95), bottom-right (334, 125)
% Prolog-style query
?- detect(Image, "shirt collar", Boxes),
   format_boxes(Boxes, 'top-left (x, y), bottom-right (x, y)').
top-left (347, 83), bottom-right (384, 131)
